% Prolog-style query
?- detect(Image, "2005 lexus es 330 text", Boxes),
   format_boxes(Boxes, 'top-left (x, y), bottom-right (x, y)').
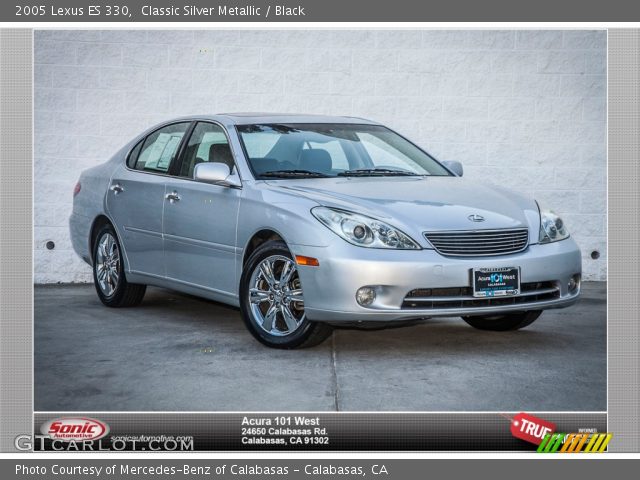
top-left (70, 114), bottom-right (581, 348)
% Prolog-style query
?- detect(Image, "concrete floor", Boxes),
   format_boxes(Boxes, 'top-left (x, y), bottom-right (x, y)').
top-left (34, 282), bottom-right (606, 412)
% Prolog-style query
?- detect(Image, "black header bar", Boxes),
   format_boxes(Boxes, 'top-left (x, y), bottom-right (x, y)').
top-left (3, 1), bottom-right (640, 22)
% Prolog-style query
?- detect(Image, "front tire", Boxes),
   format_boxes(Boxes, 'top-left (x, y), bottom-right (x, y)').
top-left (92, 224), bottom-right (146, 307)
top-left (462, 310), bottom-right (542, 331)
top-left (239, 240), bottom-right (332, 349)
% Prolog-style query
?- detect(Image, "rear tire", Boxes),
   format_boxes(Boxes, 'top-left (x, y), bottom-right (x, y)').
top-left (240, 240), bottom-right (333, 349)
top-left (92, 223), bottom-right (146, 308)
top-left (462, 310), bottom-right (542, 331)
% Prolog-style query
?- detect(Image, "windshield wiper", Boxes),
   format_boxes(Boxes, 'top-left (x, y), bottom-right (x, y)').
top-left (337, 168), bottom-right (420, 177)
top-left (260, 169), bottom-right (330, 178)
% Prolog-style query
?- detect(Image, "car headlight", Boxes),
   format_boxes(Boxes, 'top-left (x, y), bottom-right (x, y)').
top-left (538, 209), bottom-right (570, 243)
top-left (311, 207), bottom-right (420, 249)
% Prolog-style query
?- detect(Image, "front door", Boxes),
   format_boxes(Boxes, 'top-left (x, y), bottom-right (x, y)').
top-left (163, 121), bottom-right (242, 295)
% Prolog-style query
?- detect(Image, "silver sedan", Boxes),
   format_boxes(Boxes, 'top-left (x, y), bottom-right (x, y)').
top-left (70, 114), bottom-right (581, 348)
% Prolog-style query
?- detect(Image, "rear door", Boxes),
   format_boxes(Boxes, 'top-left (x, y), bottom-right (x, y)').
top-left (106, 122), bottom-right (191, 277)
top-left (162, 121), bottom-right (242, 295)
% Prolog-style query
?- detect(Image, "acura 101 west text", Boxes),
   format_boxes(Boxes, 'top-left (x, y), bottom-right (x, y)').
top-left (70, 114), bottom-right (582, 348)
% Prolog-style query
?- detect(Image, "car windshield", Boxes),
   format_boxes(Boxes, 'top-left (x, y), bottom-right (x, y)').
top-left (236, 123), bottom-right (452, 179)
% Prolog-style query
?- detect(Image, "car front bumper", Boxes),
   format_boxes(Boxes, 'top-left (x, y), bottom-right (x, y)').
top-left (290, 237), bottom-right (582, 323)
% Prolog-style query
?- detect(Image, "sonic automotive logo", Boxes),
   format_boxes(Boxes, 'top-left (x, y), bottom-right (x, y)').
top-left (16, 418), bottom-right (193, 451)
top-left (40, 417), bottom-right (109, 442)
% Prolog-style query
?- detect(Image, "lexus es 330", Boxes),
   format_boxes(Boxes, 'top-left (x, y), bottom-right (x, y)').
top-left (70, 114), bottom-right (581, 348)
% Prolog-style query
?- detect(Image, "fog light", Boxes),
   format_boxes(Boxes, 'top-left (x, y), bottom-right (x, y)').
top-left (356, 287), bottom-right (376, 306)
top-left (568, 274), bottom-right (581, 292)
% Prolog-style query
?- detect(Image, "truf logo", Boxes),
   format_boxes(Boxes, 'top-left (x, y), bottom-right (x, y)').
top-left (510, 412), bottom-right (556, 445)
top-left (40, 417), bottom-right (109, 442)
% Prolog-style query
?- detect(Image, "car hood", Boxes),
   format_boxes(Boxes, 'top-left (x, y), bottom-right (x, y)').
top-left (267, 176), bottom-right (541, 243)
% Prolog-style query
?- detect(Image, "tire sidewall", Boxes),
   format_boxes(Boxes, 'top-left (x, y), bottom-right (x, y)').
top-left (239, 241), bottom-right (317, 348)
top-left (92, 224), bottom-right (126, 306)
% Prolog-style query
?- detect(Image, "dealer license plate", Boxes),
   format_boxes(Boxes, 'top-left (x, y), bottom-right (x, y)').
top-left (472, 267), bottom-right (520, 298)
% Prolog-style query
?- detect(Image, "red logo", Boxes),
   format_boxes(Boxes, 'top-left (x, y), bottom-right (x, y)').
top-left (40, 417), bottom-right (109, 442)
top-left (510, 412), bottom-right (556, 445)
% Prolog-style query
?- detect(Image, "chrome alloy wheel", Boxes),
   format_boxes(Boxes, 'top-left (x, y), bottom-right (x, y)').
top-left (95, 232), bottom-right (120, 297)
top-left (248, 255), bottom-right (305, 336)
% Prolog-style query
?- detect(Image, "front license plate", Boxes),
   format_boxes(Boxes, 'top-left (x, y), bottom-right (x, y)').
top-left (472, 267), bottom-right (520, 298)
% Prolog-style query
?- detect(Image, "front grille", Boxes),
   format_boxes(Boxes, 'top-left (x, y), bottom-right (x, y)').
top-left (402, 281), bottom-right (560, 310)
top-left (424, 228), bottom-right (529, 256)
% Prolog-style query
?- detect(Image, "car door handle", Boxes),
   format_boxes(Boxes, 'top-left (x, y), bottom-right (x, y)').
top-left (109, 183), bottom-right (124, 194)
top-left (165, 191), bottom-right (181, 203)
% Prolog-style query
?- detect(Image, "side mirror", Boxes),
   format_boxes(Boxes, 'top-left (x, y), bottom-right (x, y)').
top-left (442, 160), bottom-right (463, 177)
top-left (193, 162), bottom-right (241, 188)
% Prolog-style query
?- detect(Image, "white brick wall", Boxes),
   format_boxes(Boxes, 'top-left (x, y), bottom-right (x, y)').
top-left (34, 29), bottom-right (607, 283)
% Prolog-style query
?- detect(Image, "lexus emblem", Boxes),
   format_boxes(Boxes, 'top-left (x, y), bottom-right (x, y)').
top-left (468, 214), bottom-right (485, 222)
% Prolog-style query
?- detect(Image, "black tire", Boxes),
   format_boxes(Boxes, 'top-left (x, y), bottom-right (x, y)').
top-left (240, 240), bottom-right (333, 349)
top-left (92, 223), bottom-right (146, 308)
top-left (462, 310), bottom-right (542, 331)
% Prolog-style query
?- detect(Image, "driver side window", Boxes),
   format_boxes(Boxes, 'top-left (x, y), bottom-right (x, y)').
top-left (179, 122), bottom-right (234, 178)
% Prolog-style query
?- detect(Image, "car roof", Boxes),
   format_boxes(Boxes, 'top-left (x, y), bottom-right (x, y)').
top-left (179, 113), bottom-right (382, 126)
